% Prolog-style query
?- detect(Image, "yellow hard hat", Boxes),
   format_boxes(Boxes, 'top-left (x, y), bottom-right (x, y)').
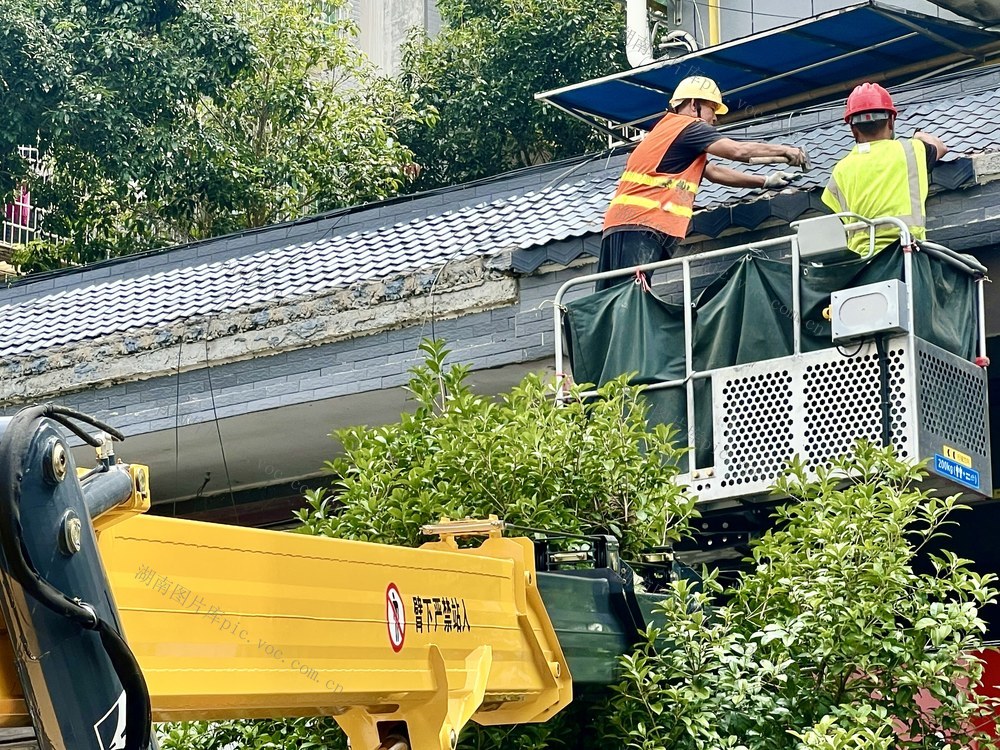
top-left (670, 75), bottom-right (729, 116)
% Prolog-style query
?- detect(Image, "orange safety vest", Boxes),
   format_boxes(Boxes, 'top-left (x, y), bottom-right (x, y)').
top-left (603, 113), bottom-right (708, 239)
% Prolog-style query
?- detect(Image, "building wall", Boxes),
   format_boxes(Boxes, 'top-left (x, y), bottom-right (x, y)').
top-left (28, 266), bottom-right (580, 437)
top-left (667, 0), bottom-right (963, 48)
top-left (348, 0), bottom-right (441, 75)
top-left (344, 0), bottom-right (963, 78)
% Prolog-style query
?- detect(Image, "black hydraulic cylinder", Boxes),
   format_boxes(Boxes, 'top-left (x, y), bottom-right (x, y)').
top-left (82, 468), bottom-right (136, 520)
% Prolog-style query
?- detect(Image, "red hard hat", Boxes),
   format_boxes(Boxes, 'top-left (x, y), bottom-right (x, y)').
top-left (844, 82), bottom-right (897, 123)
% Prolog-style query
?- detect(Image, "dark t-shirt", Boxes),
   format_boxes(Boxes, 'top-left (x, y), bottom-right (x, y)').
top-left (924, 143), bottom-right (938, 172)
top-left (657, 121), bottom-right (724, 174)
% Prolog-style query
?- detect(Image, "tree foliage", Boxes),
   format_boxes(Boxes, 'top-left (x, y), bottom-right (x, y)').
top-left (611, 443), bottom-right (999, 750)
top-left (1, 0), bottom-right (252, 269)
top-left (152, 0), bottom-right (431, 242)
top-left (396, 0), bottom-right (626, 190)
top-left (160, 339), bottom-right (695, 748)
top-left (5, 0), bottom-right (626, 269)
top-left (297, 339), bottom-right (696, 558)
top-left (7, 0), bottom-right (428, 272)
top-left (159, 705), bottom-right (593, 750)
top-left (159, 717), bottom-right (346, 750)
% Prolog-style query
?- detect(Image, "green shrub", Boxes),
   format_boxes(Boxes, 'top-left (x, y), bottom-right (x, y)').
top-left (611, 443), bottom-right (999, 750)
top-left (159, 339), bottom-right (695, 749)
top-left (297, 339), bottom-right (696, 558)
top-left (159, 718), bottom-right (346, 750)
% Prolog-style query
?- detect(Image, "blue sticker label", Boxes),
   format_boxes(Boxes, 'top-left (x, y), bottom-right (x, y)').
top-left (934, 454), bottom-right (981, 491)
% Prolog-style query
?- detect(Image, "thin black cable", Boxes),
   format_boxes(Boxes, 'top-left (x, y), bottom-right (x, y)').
top-left (892, 63), bottom-right (1000, 106)
top-left (95, 619), bottom-right (152, 750)
top-left (422, 255), bottom-right (457, 345)
top-left (538, 149), bottom-right (610, 194)
top-left (172, 341), bottom-right (182, 520)
top-left (836, 339), bottom-right (865, 358)
top-left (204, 337), bottom-right (240, 525)
top-left (421, 146), bottom-right (619, 344)
top-left (77, 464), bottom-right (109, 484)
top-left (875, 335), bottom-right (893, 449)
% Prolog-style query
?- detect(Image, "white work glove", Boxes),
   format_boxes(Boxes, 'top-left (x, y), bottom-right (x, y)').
top-left (762, 170), bottom-right (797, 190)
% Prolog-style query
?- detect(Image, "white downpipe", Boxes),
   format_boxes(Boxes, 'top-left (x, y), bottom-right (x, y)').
top-left (626, 0), bottom-right (656, 67)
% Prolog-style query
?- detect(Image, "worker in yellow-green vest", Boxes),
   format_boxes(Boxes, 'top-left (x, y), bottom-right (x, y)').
top-left (822, 82), bottom-right (948, 256)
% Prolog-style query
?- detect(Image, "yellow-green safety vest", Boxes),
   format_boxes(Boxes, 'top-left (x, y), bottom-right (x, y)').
top-left (821, 138), bottom-right (929, 257)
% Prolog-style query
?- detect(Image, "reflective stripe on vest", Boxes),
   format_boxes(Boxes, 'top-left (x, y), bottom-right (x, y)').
top-left (821, 138), bottom-right (928, 257)
top-left (609, 193), bottom-right (694, 218)
top-left (619, 170), bottom-right (700, 194)
top-left (603, 113), bottom-right (708, 238)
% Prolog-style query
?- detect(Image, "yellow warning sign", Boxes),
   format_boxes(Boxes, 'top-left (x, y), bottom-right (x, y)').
top-left (943, 445), bottom-right (973, 468)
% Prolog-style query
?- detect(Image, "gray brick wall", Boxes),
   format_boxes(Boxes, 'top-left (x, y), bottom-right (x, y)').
top-left (7, 267), bottom-right (579, 435)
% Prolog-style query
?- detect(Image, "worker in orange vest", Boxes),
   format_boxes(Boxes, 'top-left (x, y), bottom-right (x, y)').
top-left (598, 75), bottom-right (808, 291)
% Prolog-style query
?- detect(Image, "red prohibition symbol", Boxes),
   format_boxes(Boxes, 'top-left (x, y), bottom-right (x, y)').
top-left (386, 583), bottom-right (405, 652)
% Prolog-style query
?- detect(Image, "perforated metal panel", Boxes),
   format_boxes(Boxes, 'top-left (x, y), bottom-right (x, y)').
top-left (706, 342), bottom-right (917, 501)
top-left (801, 348), bottom-right (911, 467)
top-left (916, 342), bottom-right (989, 457)
top-left (888, 349), bottom-right (910, 457)
top-left (691, 337), bottom-right (991, 505)
top-left (718, 370), bottom-right (793, 488)
top-left (802, 353), bottom-right (883, 466)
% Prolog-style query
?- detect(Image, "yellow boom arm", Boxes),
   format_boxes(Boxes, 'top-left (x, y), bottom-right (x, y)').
top-left (0, 424), bottom-right (570, 750)
top-left (100, 514), bottom-right (571, 747)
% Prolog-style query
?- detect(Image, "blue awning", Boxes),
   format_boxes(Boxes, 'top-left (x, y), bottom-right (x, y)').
top-left (536, 2), bottom-right (1000, 134)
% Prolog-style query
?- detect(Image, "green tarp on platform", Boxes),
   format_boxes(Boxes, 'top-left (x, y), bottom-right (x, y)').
top-left (563, 246), bottom-right (977, 466)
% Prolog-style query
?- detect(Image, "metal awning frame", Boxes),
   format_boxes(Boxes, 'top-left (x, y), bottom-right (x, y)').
top-left (536, 1), bottom-right (1000, 143)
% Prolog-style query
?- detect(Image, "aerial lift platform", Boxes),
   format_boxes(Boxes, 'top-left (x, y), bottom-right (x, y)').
top-left (554, 214), bottom-right (992, 509)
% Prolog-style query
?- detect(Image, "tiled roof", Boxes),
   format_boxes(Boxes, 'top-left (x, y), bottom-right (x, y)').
top-left (1, 80), bottom-right (999, 359)
top-left (512, 83), bottom-right (1000, 271)
top-left (702, 87), bottom-right (1000, 202)
top-left (0, 171), bottom-right (618, 357)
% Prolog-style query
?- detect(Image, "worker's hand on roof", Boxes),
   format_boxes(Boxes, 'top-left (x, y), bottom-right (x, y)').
top-left (784, 147), bottom-right (808, 168)
top-left (762, 171), bottom-right (799, 189)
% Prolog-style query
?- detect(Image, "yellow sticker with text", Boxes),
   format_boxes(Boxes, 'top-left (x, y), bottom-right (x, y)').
top-left (943, 445), bottom-right (973, 468)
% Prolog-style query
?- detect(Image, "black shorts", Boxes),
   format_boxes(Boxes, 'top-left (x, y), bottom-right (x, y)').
top-left (596, 229), bottom-right (679, 292)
